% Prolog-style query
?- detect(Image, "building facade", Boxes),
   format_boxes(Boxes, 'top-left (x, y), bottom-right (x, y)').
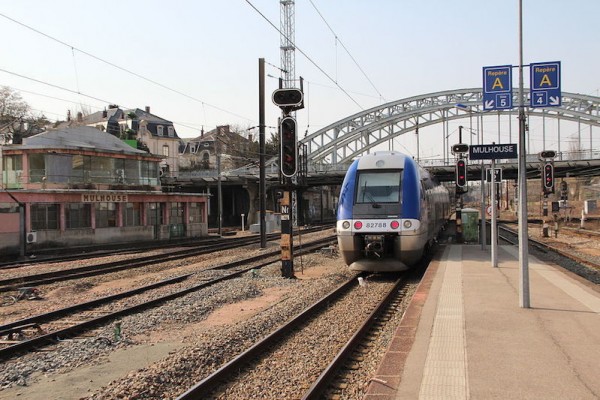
top-left (58, 105), bottom-right (182, 177)
top-left (0, 126), bottom-right (208, 257)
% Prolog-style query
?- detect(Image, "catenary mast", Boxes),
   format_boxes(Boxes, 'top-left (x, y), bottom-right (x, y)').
top-left (280, 0), bottom-right (295, 88)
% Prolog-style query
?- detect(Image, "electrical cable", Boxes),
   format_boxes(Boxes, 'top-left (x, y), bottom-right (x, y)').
top-left (0, 12), bottom-right (256, 123)
top-left (308, 0), bottom-right (386, 102)
top-left (245, 0), bottom-right (364, 110)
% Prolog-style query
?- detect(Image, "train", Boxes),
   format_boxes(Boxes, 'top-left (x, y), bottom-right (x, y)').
top-left (336, 151), bottom-right (450, 271)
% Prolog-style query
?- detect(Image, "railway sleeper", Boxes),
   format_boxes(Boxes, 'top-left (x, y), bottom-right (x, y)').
top-left (0, 323), bottom-right (43, 340)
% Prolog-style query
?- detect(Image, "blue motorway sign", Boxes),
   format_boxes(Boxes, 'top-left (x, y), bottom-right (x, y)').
top-left (530, 61), bottom-right (561, 107)
top-left (482, 65), bottom-right (513, 111)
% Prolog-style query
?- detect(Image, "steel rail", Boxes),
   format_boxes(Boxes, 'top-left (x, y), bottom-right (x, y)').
top-left (499, 224), bottom-right (600, 271)
top-left (0, 236), bottom-right (271, 290)
top-left (302, 275), bottom-right (407, 399)
top-left (0, 225), bottom-right (332, 291)
top-left (0, 236), bottom-right (336, 361)
top-left (0, 224), bottom-right (333, 270)
top-left (176, 271), bottom-right (363, 400)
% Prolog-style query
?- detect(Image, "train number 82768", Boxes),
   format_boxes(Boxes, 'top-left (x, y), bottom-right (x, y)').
top-left (365, 222), bottom-right (387, 228)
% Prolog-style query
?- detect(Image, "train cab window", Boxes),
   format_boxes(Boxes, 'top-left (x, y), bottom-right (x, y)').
top-left (355, 171), bottom-right (401, 204)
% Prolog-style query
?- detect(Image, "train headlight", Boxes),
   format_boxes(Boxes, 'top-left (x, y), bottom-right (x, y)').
top-left (390, 220), bottom-right (400, 229)
top-left (354, 221), bottom-right (363, 230)
top-left (403, 220), bottom-right (412, 229)
top-left (342, 221), bottom-right (350, 229)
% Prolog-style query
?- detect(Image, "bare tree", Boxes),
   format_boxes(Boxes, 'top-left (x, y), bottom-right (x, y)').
top-left (0, 86), bottom-right (30, 123)
top-left (0, 87), bottom-right (48, 144)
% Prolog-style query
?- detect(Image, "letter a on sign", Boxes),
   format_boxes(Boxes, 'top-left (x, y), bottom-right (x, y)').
top-left (492, 78), bottom-right (504, 90)
top-left (540, 74), bottom-right (552, 87)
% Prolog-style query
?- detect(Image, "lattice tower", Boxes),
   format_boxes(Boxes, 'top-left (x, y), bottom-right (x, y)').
top-left (280, 0), bottom-right (295, 88)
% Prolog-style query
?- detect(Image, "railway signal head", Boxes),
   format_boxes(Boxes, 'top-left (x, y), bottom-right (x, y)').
top-left (280, 117), bottom-right (298, 177)
top-left (539, 150), bottom-right (557, 160)
top-left (543, 162), bottom-right (554, 193)
top-left (452, 143), bottom-right (469, 155)
top-left (272, 88), bottom-right (304, 111)
top-left (456, 159), bottom-right (468, 193)
top-left (560, 181), bottom-right (568, 200)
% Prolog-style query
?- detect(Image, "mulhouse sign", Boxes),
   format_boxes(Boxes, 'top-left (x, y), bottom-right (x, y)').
top-left (469, 144), bottom-right (517, 160)
top-left (82, 193), bottom-right (129, 203)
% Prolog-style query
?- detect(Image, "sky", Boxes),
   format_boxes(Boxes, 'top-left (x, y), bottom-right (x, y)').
top-left (1, 0), bottom-right (599, 156)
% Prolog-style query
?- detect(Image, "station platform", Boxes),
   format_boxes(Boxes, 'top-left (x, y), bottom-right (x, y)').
top-left (365, 244), bottom-right (600, 399)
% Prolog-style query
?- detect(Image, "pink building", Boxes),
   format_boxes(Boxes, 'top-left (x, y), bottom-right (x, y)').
top-left (0, 127), bottom-right (208, 256)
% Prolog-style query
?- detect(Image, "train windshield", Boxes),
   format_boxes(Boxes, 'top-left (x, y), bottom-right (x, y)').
top-left (355, 171), bottom-right (402, 204)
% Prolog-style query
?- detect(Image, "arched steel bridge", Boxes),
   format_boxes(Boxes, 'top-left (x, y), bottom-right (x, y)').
top-left (301, 88), bottom-right (600, 169)
top-left (173, 88), bottom-right (600, 188)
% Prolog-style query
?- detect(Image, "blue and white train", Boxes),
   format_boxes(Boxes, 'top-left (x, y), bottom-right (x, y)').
top-left (336, 151), bottom-right (450, 272)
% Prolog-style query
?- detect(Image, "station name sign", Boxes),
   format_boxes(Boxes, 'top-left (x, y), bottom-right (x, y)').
top-left (469, 144), bottom-right (517, 160)
top-left (82, 193), bottom-right (129, 203)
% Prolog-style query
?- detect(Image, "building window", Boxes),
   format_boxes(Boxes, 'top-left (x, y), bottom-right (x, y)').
top-left (157, 125), bottom-right (164, 136)
top-left (0, 155), bottom-right (23, 188)
top-left (28, 153), bottom-right (46, 183)
top-left (31, 203), bottom-right (59, 230)
top-left (0, 203), bottom-right (18, 213)
top-left (170, 202), bottom-right (184, 225)
top-left (95, 202), bottom-right (117, 228)
top-left (167, 126), bottom-right (174, 137)
top-left (201, 151), bottom-right (210, 169)
top-left (189, 202), bottom-right (203, 223)
top-left (122, 202), bottom-right (141, 226)
top-left (163, 145), bottom-right (170, 158)
top-left (66, 203), bottom-right (91, 229)
top-left (147, 202), bottom-right (163, 225)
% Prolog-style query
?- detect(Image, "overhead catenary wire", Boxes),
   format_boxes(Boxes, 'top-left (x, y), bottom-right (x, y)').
top-left (0, 67), bottom-right (118, 107)
top-left (0, 12), bottom-right (255, 124)
top-left (244, 0), bottom-right (364, 111)
top-left (308, 0), bottom-right (386, 103)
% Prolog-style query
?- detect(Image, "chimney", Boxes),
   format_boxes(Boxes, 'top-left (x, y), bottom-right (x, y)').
top-left (201, 128), bottom-right (204, 138)
top-left (102, 109), bottom-right (107, 118)
top-left (145, 106), bottom-right (150, 113)
top-left (77, 112), bottom-right (83, 122)
top-left (248, 134), bottom-right (253, 142)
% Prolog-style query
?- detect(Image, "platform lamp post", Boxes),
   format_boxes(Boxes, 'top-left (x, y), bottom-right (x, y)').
top-left (517, 0), bottom-right (530, 308)
top-left (258, 58), bottom-right (267, 248)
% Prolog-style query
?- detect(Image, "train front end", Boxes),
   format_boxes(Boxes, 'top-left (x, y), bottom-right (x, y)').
top-left (336, 152), bottom-right (426, 272)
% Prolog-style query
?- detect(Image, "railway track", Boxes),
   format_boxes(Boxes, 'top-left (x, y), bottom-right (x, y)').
top-left (0, 225), bottom-right (332, 292)
top-left (176, 264), bottom-right (418, 399)
top-left (499, 224), bottom-right (600, 283)
top-left (0, 224), bottom-right (333, 270)
top-left (0, 236), bottom-right (336, 360)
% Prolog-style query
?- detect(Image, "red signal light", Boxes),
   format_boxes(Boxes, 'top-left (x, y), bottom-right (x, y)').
top-left (456, 159), bottom-right (467, 188)
top-left (543, 163), bottom-right (554, 191)
top-left (280, 117), bottom-right (297, 177)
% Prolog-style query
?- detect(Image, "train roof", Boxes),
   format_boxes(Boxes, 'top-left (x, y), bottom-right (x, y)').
top-left (355, 151), bottom-right (413, 170)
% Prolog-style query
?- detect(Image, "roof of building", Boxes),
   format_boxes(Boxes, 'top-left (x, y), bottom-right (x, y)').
top-left (22, 126), bottom-right (148, 154)
top-left (53, 106), bottom-right (181, 140)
